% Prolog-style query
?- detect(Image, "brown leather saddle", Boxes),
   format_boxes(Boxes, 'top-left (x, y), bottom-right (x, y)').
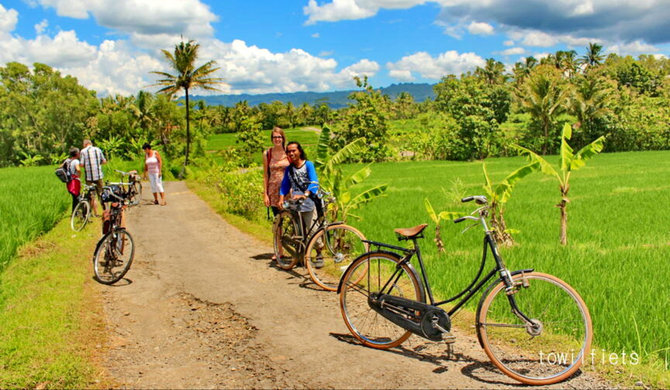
top-left (393, 224), bottom-right (428, 239)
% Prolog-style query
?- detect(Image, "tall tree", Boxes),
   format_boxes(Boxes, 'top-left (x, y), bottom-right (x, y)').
top-left (581, 42), bottom-right (605, 70)
top-left (516, 65), bottom-right (570, 154)
top-left (151, 40), bottom-right (222, 167)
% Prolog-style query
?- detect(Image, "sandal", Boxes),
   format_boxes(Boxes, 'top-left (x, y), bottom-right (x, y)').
top-left (154, 200), bottom-right (159, 205)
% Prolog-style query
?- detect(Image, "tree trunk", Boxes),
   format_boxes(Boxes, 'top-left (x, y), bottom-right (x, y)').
top-left (434, 224), bottom-right (445, 253)
top-left (184, 88), bottom-right (191, 167)
top-left (558, 184), bottom-right (570, 245)
top-left (491, 205), bottom-right (514, 247)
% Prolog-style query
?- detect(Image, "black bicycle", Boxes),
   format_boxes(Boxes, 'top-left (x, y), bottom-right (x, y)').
top-left (273, 188), bottom-right (368, 291)
top-left (114, 169), bottom-right (142, 206)
top-left (92, 184), bottom-right (134, 285)
top-left (338, 195), bottom-right (592, 385)
top-left (70, 183), bottom-right (97, 231)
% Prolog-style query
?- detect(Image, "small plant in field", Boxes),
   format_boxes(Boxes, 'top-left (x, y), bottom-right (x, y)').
top-left (18, 152), bottom-right (44, 167)
top-left (424, 198), bottom-right (460, 252)
top-left (516, 123), bottom-right (605, 245)
top-left (314, 125), bottom-right (387, 222)
top-left (482, 161), bottom-right (539, 246)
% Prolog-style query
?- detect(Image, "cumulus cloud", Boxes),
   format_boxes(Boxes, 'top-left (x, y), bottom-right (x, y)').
top-left (304, 1), bottom-right (670, 46)
top-left (499, 47), bottom-right (525, 56)
top-left (196, 39), bottom-right (380, 94)
top-left (0, 4), bottom-right (18, 33)
top-left (387, 50), bottom-right (485, 80)
top-left (467, 21), bottom-right (494, 35)
top-left (34, 19), bottom-right (48, 34)
top-left (35, 0), bottom-right (217, 38)
top-left (304, 0), bottom-right (428, 24)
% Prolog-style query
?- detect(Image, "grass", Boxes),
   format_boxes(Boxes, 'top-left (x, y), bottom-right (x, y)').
top-left (342, 151), bottom-right (669, 386)
top-left (0, 166), bottom-right (70, 272)
top-left (0, 216), bottom-right (105, 388)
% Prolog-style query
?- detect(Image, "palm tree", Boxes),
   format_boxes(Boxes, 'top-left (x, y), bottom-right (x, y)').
top-left (151, 40), bottom-right (222, 167)
top-left (517, 65), bottom-right (570, 154)
top-left (475, 58), bottom-right (506, 85)
top-left (580, 42), bottom-right (604, 70)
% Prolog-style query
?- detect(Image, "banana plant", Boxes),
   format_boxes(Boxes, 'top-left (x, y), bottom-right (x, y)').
top-left (482, 161), bottom-right (539, 246)
top-left (314, 125), bottom-right (388, 222)
top-left (424, 198), bottom-right (460, 252)
top-left (516, 123), bottom-right (605, 245)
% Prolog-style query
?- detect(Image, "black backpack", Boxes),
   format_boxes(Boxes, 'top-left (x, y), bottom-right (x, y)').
top-left (55, 159), bottom-right (72, 183)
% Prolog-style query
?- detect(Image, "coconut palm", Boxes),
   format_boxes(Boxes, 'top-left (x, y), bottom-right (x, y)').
top-left (151, 40), bottom-right (222, 167)
top-left (580, 42), bottom-right (604, 70)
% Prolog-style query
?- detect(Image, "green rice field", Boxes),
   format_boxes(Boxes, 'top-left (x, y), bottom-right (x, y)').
top-left (207, 127), bottom-right (321, 158)
top-left (0, 166), bottom-right (70, 272)
top-left (344, 150), bottom-right (670, 370)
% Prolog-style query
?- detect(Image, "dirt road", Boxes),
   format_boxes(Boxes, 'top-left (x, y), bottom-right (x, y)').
top-left (97, 181), bottom-right (610, 388)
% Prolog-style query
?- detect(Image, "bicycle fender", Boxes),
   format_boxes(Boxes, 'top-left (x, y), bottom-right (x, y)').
top-left (474, 268), bottom-right (534, 349)
top-left (337, 250), bottom-right (426, 304)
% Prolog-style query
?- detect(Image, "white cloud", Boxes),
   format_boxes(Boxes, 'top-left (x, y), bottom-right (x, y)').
top-left (499, 47), bottom-right (526, 56)
top-left (304, 0), bottom-right (429, 24)
top-left (387, 50), bottom-right (485, 80)
top-left (504, 40), bottom-right (514, 46)
top-left (34, 19), bottom-right (48, 34)
top-left (0, 4), bottom-right (18, 34)
top-left (35, 0), bottom-right (217, 38)
top-left (467, 21), bottom-right (494, 35)
top-left (312, 33), bottom-right (320, 38)
top-left (607, 40), bottom-right (660, 56)
top-left (389, 69), bottom-right (414, 81)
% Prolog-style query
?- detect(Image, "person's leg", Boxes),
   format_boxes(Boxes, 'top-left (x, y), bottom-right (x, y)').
top-left (87, 180), bottom-right (99, 216)
top-left (71, 192), bottom-right (78, 213)
top-left (155, 174), bottom-right (166, 205)
top-left (149, 174), bottom-right (159, 204)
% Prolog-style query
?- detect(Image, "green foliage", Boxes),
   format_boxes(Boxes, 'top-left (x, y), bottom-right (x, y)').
top-left (516, 123), bottom-right (605, 245)
top-left (332, 76), bottom-right (391, 162)
top-left (315, 125), bottom-right (388, 222)
top-left (234, 113), bottom-right (264, 166)
top-left (434, 75), bottom-right (511, 160)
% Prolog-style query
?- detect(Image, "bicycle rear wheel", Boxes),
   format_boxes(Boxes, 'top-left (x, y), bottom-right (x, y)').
top-left (339, 252), bottom-right (423, 349)
top-left (93, 229), bottom-right (135, 285)
top-left (71, 200), bottom-right (90, 231)
top-left (476, 272), bottom-right (592, 385)
top-left (130, 181), bottom-right (142, 205)
top-left (272, 211), bottom-right (302, 270)
top-left (305, 224), bottom-right (368, 291)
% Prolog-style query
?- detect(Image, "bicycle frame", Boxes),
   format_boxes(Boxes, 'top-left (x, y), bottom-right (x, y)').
top-left (360, 228), bottom-right (533, 320)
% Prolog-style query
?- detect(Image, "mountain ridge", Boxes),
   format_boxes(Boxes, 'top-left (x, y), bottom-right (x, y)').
top-left (190, 83), bottom-right (435, 109)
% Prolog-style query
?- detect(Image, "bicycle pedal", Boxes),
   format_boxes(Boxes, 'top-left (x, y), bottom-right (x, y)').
top-left (442, 332), bottom-right (456, 344)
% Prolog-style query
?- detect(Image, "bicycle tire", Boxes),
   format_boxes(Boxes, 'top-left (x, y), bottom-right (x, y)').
top-left (93, 228), bottom-right (135, 285)
top-left (339, 251), bottom-right (424, 349)
top-left (70, 200), bottom-right (91, 232)
top-left (272, 210), bottom-right (302, 270)
top-left (130, 181), bottom-right (142, 206)
top-left (476, 272), bottom-right (592, 385)
top-left (305, 224), bottom-right (368, 291)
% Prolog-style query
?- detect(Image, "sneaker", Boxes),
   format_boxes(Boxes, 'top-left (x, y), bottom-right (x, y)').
top-left (313, 255), bottom-right (325, 269)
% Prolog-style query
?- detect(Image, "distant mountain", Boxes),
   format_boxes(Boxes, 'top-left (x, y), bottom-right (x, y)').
top-left (190, 83), bottom-right (435, 109)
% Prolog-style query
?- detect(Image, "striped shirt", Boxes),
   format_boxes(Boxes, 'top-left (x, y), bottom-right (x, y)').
top-left (80, 145), bottom-right (106, 181)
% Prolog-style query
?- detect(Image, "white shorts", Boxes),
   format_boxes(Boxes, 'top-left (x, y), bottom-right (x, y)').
top-left (148, 173), bottom-right (164, 194)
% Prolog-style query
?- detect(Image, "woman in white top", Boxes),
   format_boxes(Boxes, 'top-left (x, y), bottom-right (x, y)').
top-left (142, 143), bottom-right (166, 205)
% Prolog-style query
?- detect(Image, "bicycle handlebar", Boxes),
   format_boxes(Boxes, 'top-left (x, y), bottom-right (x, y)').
top-left (461, 195), bottom-right (488, 205)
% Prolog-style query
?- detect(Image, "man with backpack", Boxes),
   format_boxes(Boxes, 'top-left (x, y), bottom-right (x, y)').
top-left (80, 139), bottom-right (107, 216)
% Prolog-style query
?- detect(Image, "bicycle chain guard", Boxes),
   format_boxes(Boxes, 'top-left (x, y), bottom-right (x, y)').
top-left (369, 293), bottom-right (452, 342)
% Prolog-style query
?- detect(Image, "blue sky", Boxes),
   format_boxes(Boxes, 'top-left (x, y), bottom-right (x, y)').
top-left (1, 0), bottom-right (669, 96)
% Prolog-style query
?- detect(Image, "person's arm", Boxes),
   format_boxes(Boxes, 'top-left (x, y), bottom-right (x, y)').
top-left (99, 148), bottom-right (107, 165)
top-left (278, 167), bottom-right (291, 208)
top-left (305, 161), bottom-right (319, 196)
top-left (155, 151), bottom-right (162, 175)
top-left (263, 150), bottom-right (270, 207)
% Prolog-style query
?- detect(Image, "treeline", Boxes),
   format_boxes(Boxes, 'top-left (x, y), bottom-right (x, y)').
top-left (1, 44), bottom-right (669, 167)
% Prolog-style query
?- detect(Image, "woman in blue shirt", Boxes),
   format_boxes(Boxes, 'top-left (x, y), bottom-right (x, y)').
top-left (279, 141), bottom-right (319, 236)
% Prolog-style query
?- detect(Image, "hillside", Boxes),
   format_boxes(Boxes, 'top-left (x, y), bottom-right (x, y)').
top-left (190, 83), bottom-right (435, 109)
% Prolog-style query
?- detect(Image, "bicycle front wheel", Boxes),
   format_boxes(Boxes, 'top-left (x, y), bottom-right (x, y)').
top-left (339, 252), bottom-right (423, 349)
top-left (477, 272), bottom-right (592, 385)
top-left (272, 211), bottom-right (301, 270)
top-left (93, 229), bottom-right (135, 285)
top-left (71, 200), bottom-right (90, 231)
top-left (305, 224), bottom-right (368, 291)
